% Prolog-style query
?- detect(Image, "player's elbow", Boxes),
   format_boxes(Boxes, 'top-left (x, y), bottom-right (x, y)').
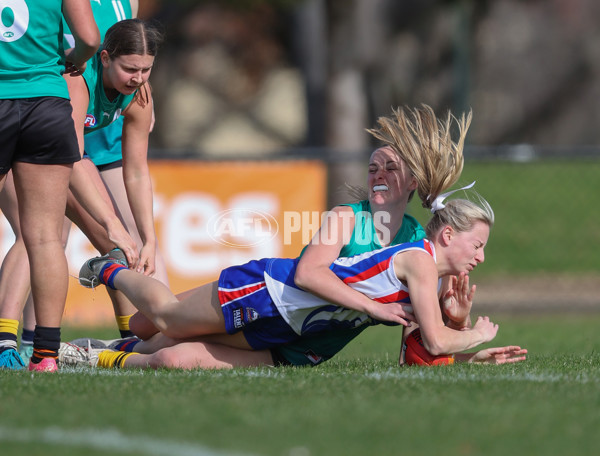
top-left (293, 263), bottom-right (313, 291)
top-left (76, 33), bottom-right (100, 55)
top-left (421, 332), bottom-right (447, 356)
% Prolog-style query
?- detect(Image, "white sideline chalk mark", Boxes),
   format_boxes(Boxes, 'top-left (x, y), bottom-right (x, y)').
top-left (58, 365), bottom-right (600, 384)
top-left (0, 426), bottom-right (253, 456)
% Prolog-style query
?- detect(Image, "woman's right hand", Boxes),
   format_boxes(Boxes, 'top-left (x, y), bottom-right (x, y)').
top-left (472, 315), bottom-right (499, 343)
top-left (366, 301), bottom-right (416, 327)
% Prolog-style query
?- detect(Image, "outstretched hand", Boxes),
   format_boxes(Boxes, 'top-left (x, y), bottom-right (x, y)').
top-left (441, 273), bottom-right (475, 327)
top-left (468, 346), bottom-right (528, 364)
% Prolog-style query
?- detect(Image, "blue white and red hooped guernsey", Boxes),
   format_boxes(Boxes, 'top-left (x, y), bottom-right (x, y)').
top-left (264, 239), bottom-right (437, 336)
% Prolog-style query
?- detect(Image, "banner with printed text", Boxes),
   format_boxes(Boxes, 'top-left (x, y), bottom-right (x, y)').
top-left (0, 160), bottom-right (326, 326)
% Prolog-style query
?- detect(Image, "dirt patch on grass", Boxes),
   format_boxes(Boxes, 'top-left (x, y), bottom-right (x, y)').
top-left (473, 275), bottom-right (600, 313)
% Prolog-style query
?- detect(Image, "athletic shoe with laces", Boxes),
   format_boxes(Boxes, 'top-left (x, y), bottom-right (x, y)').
top-left (107, 336), bottom-right (140, 350)
top-left (68, 338), bottom-right (109, 349)
top-left (78, 248), bottom-right (128, 288)
top-left (58, 341), bottom-right (105, 367)
top-left (19, 344), bottom-right (34, 364)
top-left (0, 347), bottom-right (26, 370)
top-left (67, 336), bottom-right (140, 351)
top-left (28, 357), bottom-right (58, 373)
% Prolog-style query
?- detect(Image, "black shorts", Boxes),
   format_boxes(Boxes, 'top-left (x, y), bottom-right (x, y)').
top-left (95, 159), bottom-right (123, 172)
top-left (269, 348), bottom-right (292, 367)
top-left (0, 97), bottom-right (81, 174)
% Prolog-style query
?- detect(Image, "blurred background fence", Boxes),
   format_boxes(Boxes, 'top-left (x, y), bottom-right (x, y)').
top-left (4, 0), bottom-right (600, 324)
top-left (135, 0), bottom-right (600, 315)
top-left (148, 145), bottom-right (600, 315)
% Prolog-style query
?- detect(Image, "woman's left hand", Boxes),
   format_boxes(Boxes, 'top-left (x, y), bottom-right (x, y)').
top-left (467, 346), bottom-right (528, 364)
top-left (136, 243), bottom-right (156, 276)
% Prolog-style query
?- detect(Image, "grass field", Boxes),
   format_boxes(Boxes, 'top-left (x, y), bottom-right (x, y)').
top-left (1, 312), bottom-right (599, 456)
top-left (2, 159), bottom-right (599, 455)
top-left (407, 160), bottom-right (600, 276)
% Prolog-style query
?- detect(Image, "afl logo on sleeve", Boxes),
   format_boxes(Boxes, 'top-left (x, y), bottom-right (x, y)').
top-left (84, 115), bottom-right (97, 128)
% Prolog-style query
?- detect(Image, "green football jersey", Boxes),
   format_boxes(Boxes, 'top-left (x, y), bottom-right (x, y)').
top-left (63, 0), bottom-right (134, 164)
top-left (82, 51), bottom-right (135, 135)
top-left (62, 0), bottom-right (132, 47)
top-left (0, 0), bottom-right (69, 99)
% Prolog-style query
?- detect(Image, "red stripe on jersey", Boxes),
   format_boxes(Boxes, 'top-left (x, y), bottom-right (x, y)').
top-left (373, 290), bottom-right (410, 304)
top-left (422, 239), bottom-right (434, 256)
top-left (218, 281), bottom-right (266, 306)
top-left (342, 257), bottom-right (393, 284)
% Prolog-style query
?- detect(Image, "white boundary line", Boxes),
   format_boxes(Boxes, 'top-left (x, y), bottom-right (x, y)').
top-left (58, 365), bottom-right (600, 384)
top-left (0, 425), bottom-right (253, 456)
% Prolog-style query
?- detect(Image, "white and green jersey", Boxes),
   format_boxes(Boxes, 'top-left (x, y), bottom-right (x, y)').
top-left (0, 0), bottom-right (68, 99)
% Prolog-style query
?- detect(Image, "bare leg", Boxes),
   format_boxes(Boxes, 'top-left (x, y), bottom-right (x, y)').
top-left (12, 162), bottom-right (72, 327)
top-left (131, 330), bottom-right (254, 353)
top-left (0, 171), bottom-right (32, 321)
top-left (128, 285), bottom-right (201, 340)
top-left (112, 271), bottom-right (226, 339)
top-left (66, 158), bottom-right (139, 324)
top-left (21, 297), bottom-right (35, 332)
top-left (129, 311), bottom-right (159, 339)
top-left (122, 340), bottom-right (274, 370)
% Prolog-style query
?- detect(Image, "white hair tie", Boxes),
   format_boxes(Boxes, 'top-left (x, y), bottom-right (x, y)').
top-left (429, 181), bottom-right (476, 213)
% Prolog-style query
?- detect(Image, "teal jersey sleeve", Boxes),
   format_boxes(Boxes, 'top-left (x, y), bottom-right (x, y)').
top-left (65, 0), bottom-right (133, 163)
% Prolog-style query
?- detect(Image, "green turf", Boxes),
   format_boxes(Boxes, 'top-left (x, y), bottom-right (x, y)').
top-left (1, 314), bottom-right (599, 456)
top-left (407, 160), bottom-right (600, 276)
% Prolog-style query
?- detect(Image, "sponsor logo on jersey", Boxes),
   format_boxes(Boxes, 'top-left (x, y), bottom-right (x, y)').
top-left (84, 115), bottom-right (97, 127)
top-left (245, 308), bottom-right (259, 323)
top-left (233, 309), bottom-right (244, 329)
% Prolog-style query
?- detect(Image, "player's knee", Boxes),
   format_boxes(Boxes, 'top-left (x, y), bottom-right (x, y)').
top-left (129, 312), bottom-right (159, 339)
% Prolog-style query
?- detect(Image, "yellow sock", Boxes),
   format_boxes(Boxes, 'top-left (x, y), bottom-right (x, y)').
top-left (0, 318), bottom-right (20, 349)
top-left (98, 350), bottom-right (136, 369)
top-left (0, 318), bottom-right (19, 336)
top-left (115, 314), bottom-right (133, 332)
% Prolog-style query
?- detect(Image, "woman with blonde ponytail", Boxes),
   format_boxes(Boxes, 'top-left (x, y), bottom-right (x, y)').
top-left (281, 105), bottom-right (473, 365)
top-left (366, 104), bottom-right (470, 210)
top-left (61, 185), bottom-right (527, 370)
top-left (61, 105), bottom-right (522, 370)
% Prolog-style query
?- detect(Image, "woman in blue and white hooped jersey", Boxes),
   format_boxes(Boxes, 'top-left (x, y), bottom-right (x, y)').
top-left (65, 181), bottom-right (526, 370)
